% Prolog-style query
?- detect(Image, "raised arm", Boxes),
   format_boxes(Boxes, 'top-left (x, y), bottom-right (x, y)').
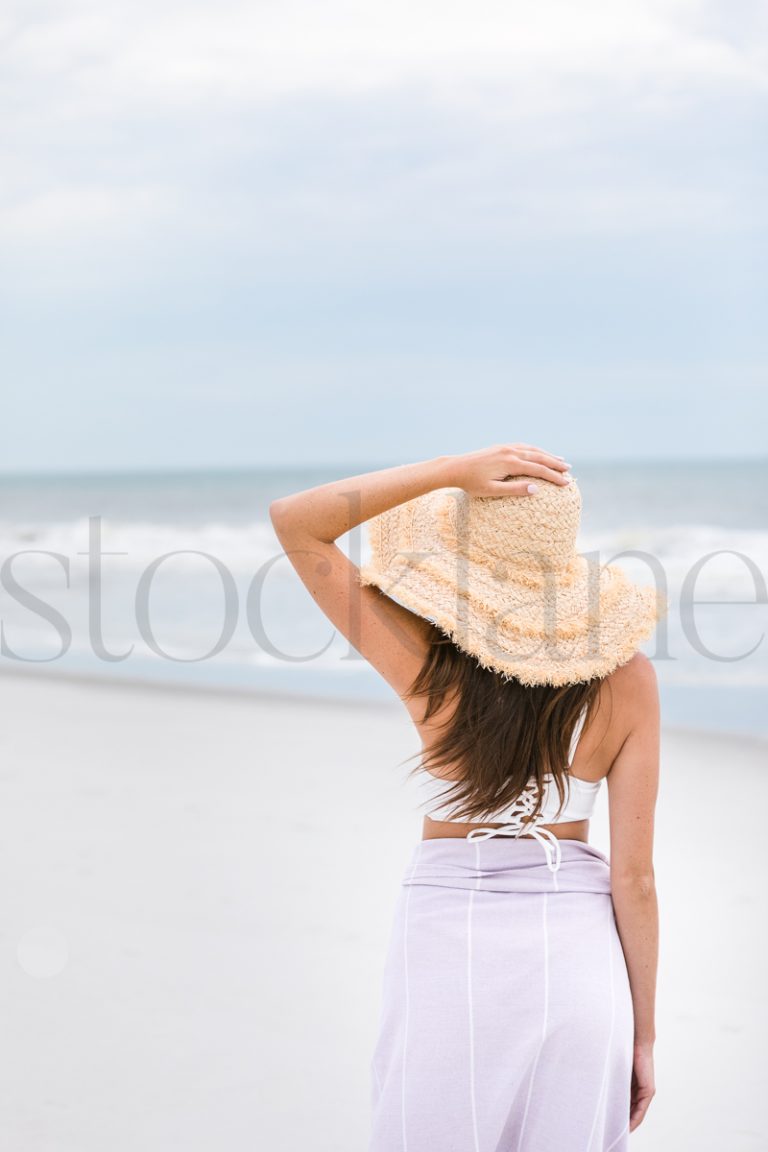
top-left (269, 455), bottom-right (458, 545)
top-left (269, 455), bottom-right (458, 702)
top-left (268, 444), bottom-right (571, 702)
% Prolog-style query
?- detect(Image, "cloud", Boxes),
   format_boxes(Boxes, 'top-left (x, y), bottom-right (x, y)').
top-left (1, 0), bottom-right (765, 467)
top-left (4, 0), bottom-right (765, 110)
top-left (1, 0), bottom-right (764, 263)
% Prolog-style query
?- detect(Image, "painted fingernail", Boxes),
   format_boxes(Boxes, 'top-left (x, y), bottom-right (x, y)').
top-left (527, 483), bottom-right (538, 494)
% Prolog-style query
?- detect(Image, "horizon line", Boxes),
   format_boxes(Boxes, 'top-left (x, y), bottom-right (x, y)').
top-left (0, 454), bottom-right (766, 480)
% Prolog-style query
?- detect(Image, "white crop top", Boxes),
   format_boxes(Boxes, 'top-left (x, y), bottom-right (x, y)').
top-left (417, 702), bottom-right (602, 873)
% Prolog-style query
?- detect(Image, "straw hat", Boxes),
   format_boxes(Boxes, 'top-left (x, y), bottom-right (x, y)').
top-left (357, 475), bottom-right (667, 687)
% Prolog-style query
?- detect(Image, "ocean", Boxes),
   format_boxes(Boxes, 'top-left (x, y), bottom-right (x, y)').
top-left (0, 458), bottom-right (766, 738)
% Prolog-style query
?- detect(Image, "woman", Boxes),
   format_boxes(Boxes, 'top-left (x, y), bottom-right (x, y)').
top-left (269, 443), bottom-right (665, 1151)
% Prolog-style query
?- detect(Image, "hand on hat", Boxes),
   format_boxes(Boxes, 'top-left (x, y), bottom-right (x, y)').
top-left (450, 444), bottom-right (573, 498)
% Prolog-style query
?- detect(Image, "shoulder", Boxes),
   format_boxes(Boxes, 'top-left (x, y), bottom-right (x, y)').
top-left (595, 652), bottom-right (659, 756)
top-left (606, 651), bottom-right (658, 711)
top-left (604, 653), bottom-right (661, 878)
top-left (601, 651), bottom-right (661, 775)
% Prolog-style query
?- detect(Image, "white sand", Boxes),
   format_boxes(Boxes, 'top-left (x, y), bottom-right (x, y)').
top-left (0, 671), bottom-right (765, 1151)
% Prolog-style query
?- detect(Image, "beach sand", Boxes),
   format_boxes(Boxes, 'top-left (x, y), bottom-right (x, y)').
top-left (0, 671), bottom-right (765, 1151)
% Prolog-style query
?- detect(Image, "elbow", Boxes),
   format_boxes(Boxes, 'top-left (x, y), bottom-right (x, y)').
top-left (611, 872), bottom-right (656, 900)
top-left (269, 500), bottom-right (295, 541)
top-left (269, 499), bottom-right (292, 527)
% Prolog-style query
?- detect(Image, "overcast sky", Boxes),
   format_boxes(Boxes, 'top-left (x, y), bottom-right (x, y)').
top-left (2, 0), bottom-right (766, 470)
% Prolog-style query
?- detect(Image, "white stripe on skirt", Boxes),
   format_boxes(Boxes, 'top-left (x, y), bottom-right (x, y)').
top-left (517, 891), bottom-right (550, 1151)
top-left (467, 839), bottom-right (483, 1152)
top-left (401, 840), bottom-right (423, 1151)
top-left (585, 905), bottom-right (618, 1151)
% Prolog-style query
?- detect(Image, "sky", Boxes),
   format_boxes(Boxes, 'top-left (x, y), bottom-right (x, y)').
top-left (1, 0), bottom-right (766, 470)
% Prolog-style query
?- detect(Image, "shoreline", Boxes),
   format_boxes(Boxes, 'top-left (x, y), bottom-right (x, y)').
top-left (1, 663), bottom-right (766, 749)
top-left (0, 662), bottom-right (402, 714)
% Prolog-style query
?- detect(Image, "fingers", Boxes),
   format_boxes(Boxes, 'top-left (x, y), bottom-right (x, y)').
top-left (513, 443), bottom-right (571, 466)
top-left (629, 1101), bottom-right (652, 1131)
top-left (513, 458), bottom-right (572, 485)
top-left (629, 1088), bottom-right (655, 1132)
top-left (489, 479), bottom-right (541, 497)
top-left (511, 448), bottom-right (572, 484)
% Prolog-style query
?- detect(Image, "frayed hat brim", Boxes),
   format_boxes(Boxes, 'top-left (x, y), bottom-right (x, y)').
top-left (358, 483), bottom-right (667, 687)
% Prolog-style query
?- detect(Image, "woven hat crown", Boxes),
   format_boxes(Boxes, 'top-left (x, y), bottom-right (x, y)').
top-left (436, 480), bottom-right (581, 572)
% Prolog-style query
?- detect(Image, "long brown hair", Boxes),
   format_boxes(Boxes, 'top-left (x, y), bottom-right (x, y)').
top-left (400, 624), bottom-right (607, 823)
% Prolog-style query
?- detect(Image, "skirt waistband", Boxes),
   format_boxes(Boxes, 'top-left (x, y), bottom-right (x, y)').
top-left (402, 837), bottom-right (612, 895)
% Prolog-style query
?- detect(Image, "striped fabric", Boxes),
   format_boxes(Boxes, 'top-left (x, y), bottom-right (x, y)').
top-left (369, 837), bottom-right (633, 1152)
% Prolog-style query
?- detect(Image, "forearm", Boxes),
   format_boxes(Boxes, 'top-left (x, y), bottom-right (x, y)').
top-left (610, 881), bottom-right (659, 1046)
top-left (269, 455), bottom-right (458, 544)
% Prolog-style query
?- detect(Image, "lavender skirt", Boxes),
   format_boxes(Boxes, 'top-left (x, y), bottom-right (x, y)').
top-left (369, 837), bottom-right (633, 1152)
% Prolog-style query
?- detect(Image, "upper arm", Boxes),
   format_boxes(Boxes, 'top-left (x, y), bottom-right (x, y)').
top-left (269, 510), bottom-right (433, 702)
top-left (606, 653), bottom-right (661, 886)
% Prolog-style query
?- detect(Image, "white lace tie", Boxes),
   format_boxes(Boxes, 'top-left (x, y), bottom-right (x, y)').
top-left (464, 778), bottom-right (563, 875)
